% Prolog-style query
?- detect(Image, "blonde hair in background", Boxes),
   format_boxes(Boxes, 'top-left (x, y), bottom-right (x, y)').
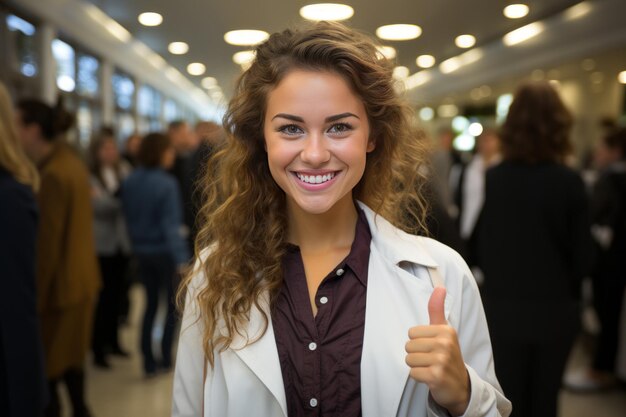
top-left (179, 21), bottom-right (430, 367)
top-left (0, 82), bottom-right (39, 191)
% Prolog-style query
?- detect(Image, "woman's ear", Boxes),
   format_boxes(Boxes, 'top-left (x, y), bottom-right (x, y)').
top-left (367, 136), bottom-right (376, 153)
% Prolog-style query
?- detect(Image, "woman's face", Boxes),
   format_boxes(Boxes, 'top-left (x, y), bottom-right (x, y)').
top-left (263, 70), bottom-right (374, 216)
top-left (98, 139), bottom-right (119, 166)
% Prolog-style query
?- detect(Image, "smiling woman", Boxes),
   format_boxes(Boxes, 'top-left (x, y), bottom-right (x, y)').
top-left (172, 21), bottom-right (511, 417)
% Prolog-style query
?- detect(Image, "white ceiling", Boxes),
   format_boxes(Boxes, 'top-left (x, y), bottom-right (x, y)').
top-left (78, 0), bottom-right (584, 95)
top-left (8, 0), bottom-right (626, 111)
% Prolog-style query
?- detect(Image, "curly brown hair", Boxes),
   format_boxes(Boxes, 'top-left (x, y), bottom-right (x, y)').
top-left (500, 81), bottom-right (573, 164)
top-left (180, 21), bottom-right (430, 366)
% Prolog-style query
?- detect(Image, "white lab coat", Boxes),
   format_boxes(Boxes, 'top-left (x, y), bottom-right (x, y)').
top-left (172, 202), bottom-right (512, 417)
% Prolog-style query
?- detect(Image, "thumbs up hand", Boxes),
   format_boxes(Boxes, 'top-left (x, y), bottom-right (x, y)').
top-left (405, 287), bottom-right (470, 416)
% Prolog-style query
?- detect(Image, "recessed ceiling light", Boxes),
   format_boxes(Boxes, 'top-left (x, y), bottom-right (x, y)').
top-left (416, 54), bottom-right (435, 68)
top-left (564, 1), bottom-right (592, 20)
top-left (581, 58), bottom-right (595, 71)
top-left (393, 66), bottom-right (410, 80)
top-left (455, 34), bottom-right (476, 48)
top-left (375, 45), bottom-right (396, 60)
top-left (201, 77), bottom-right (217, 89)
top-left (503, 22), bottom-right (543, 46)
top-left (619, 71), bottom-right (626, 84)
top-left (224, 30), bottom-right (269, 46)
top-left (503, 4), bottom-right (529, 19)
top-left (419, 107), bottom-right (434, 121)
top-left (590, 71), bottom-right (604, 84)
top-left (168, 42), bottom-right (189, 55)
top-left (376, 24), bottom-right (422, 41)
top-left (187, 63), bottom-right (206, 76)
top-left (138, 12), bottom-right (162, 27)
top-left (299, 3), bottom-right (354, 21)
top-left (233, 50), bottom-right (256, 65)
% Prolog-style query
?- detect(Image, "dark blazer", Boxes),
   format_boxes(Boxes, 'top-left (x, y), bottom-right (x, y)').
top-left (476, 161), bottom-right (592, 337)
top-left (0, 168), bottom-right (46, 417)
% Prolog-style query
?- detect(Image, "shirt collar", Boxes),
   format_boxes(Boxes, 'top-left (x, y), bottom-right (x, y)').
top-left (356, 200), bottom-right (438, 268)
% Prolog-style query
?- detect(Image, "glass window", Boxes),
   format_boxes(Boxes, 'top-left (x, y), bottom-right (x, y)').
top-left (6, 14), bottom-right (38, 77)
top-left (138, 84), bottom-right (162, 118)
top-left (76, 100), bottom-right (93, 147)
top-left (164, 98), bottom-right (180, 122)
top-left (116, 112), bottom-right (136, 142)
top-left (76, 54), bottom-right (99, 97)
top-left (52, 39), bottom-right (76, 92)
top-left (112, 71), bottom-right (135, 110)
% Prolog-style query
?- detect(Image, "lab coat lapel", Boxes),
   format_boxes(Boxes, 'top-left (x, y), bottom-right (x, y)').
top-left (361, 246), bottom-right (435, 417)
top-left (230, 296), bottom-right (288, 417)
top-left (358, 201), bottom-right (443, 417)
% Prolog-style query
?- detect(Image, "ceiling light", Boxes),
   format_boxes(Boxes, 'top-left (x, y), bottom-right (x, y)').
top-left (468, 122), bottom-right (484, 137)
top-left (590, 72), bottom-right (604, 84)
top-left (393, 66), bottom-right (410, 80)
top-left (376, 45), bottom-right (396, 60)
top-left (233, 50), bottom-right (256, 66)
top-left (224, 30), bottom-right (269, 46)
top-left (419, 107), bottom-right (434, 121)
top-left (187, 63), bottom-right (206, 76)
top-left (416, 54), bottom-right (435, 68)
top-left (376, 24), bottom-right (422, 41)
top-left (581, 59), bottom-right (595, 71)
top-left (404, 71), bottom-right (431, 89)
top-left (564, 1), bottom-right (592, 20)
top-left (619, 71), bottom-right (626, 84)
top-left (168, 42), bottom-right (189, 55)
top-left (503, 4), bottom-right (529, 19)
top-left (503, 22), bottom-right (543, 46)
top-left (439, 49), bottom-right (483, 74)
top-left (438, 104), bottom-right (459, 118)
top-left (138, 12), bottom-right (162, 27)
top-left (299, 3), bottom-right (354, 21)
top-left (202, 77), bottom-right (217, 89)
top-left (455, 34), bottom-right (476, 48)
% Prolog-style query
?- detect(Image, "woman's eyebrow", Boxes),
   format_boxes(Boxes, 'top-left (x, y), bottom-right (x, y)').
top-left (271, 112), bottom-right (359, 122)
top-left (271, 113), bottom-right (304, 122)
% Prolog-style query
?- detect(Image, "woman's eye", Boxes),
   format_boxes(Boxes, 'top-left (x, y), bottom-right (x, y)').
top-left (278, 124), bottom-right (303, 135)
top-left (328, 123), bottom-right (353, 134)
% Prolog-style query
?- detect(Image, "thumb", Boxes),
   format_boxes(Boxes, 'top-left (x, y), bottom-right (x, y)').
top-left (428, 287), bottom-right (447, 325)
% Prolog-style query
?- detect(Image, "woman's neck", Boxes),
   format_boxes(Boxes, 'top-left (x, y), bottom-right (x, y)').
top-left (286, 196), bottom-right (358, 253)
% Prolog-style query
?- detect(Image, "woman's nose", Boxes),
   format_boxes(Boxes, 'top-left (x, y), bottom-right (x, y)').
top-left (300, 133), bottom-right (330, 165)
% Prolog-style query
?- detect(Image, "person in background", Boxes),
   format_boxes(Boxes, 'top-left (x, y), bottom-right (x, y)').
top-left (88, 131), bottom-right (133, 368)
top-left (188, 121), bottom-right (224, 247)
top-left (16, 97), bottom-right (101, 417)
top-left (121, 132), bottom-right (189, 377)
top-left (122, 133), bottom-right (142, 168)
top-left (0, 83), bottom-right (47, 417)
top-left (172, 22), bottom-right (510, 417)
top-left (168, 120), bottom-right (198, 252)
top-left (458, 129), bottom-right (501, 273)
top-left (477, 81), bottom-right (593, 417)
top-left (566, 127), bottom-right (626, 390)
top-left (431, 127), bottom-right (464, 219)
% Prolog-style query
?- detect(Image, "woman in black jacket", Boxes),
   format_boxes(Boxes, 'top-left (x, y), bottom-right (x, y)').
top-left (477, 81), bottom-right (592, 417)
top-left (0, 83), bottom-right (47, 416)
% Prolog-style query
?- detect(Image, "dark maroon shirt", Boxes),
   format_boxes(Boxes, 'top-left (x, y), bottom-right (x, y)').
top-left (272, 208), bottom-right (371, 417)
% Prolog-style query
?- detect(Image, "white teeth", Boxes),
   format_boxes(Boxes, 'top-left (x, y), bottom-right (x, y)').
top-left (296, 172), bottom-right (335, 184)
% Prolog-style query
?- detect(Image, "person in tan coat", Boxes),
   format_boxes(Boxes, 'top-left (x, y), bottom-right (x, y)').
top-left (16, 97), bottom-right (100, 417)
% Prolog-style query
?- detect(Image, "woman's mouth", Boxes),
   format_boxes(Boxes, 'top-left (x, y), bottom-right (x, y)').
top-left (294, 171), bottom-right (337, 185)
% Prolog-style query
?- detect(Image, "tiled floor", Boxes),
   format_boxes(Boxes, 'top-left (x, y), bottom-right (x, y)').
top-left (66, 285), bottom-right (625, 417)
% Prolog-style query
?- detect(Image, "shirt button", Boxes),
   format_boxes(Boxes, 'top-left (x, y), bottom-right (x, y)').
top-left (336, 268), bottom-right (345, 276)
top-left (310, 398), bottom-right (318, 408)
top-left (308, 342), bottom-right (317, 351)
top-left (319, 296), bottom-right (328, 305)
